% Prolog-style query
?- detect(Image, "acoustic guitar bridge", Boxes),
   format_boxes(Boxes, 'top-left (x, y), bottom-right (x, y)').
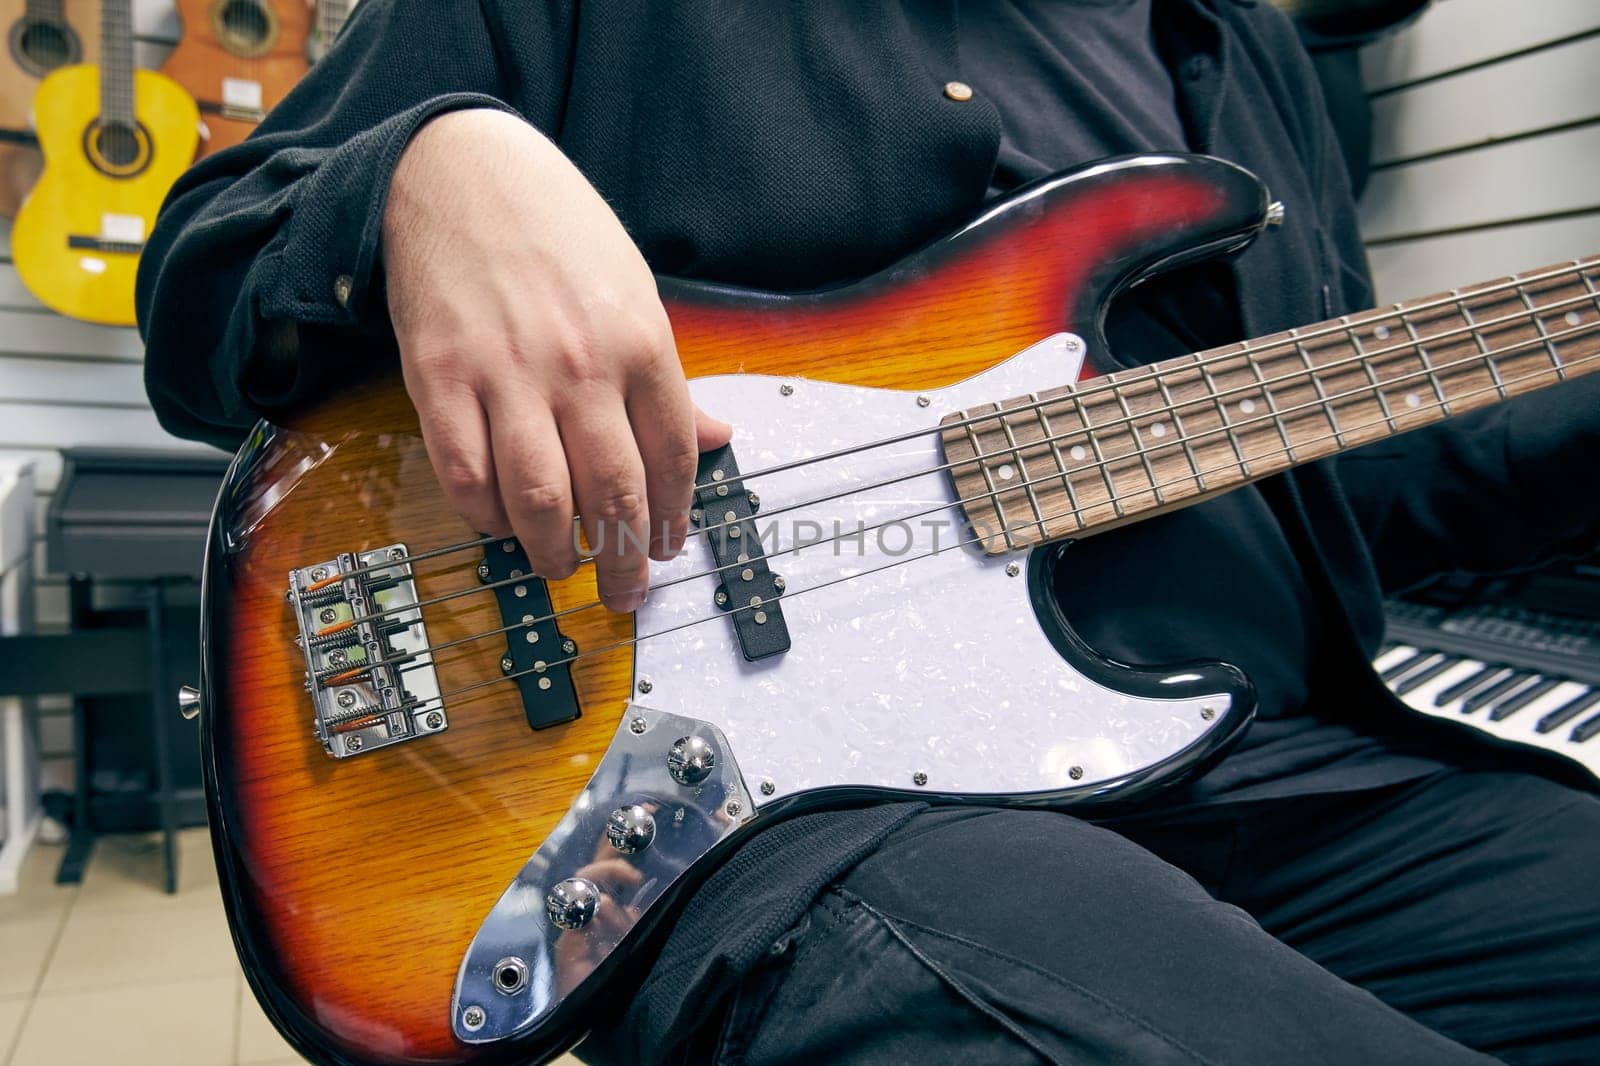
top-left (287, 545), bottom-right (446, 758)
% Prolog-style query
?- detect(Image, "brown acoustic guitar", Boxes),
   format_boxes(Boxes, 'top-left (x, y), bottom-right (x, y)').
top-left (160, 0), bottom-right (312, 157)
top-left (185, 153), bottom-right (1599, 1064)
top-left (0, 0), bottom-right (98, 216)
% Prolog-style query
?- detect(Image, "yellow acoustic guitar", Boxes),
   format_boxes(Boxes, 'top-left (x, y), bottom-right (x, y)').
top-left (11, 0), bottom-right (197, 325)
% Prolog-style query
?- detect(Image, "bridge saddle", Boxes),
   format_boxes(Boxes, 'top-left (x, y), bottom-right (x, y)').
top-left (287, 544), bottom-right (445, 759)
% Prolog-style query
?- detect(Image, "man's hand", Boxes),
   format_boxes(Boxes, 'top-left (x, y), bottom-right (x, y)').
top-left (383, 109), bottom-right (730, 612)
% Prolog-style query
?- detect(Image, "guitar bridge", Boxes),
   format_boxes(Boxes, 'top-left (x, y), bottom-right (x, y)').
top-left (288, 544), bottom-right (446, 758)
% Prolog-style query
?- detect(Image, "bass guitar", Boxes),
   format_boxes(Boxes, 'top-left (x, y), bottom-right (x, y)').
top-left (160, 0), bottom-right (312, 157)
top-left (0, 0), bottom-right (98, 216)
top-left (186, 153), bottom-right (1599, 1065)
top-left (11, 0), bottom-right (196, 325)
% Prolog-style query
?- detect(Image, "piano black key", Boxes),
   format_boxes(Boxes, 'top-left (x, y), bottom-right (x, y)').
top-left (1434, 664), bottom-right (1507, 708)
top-left (1537, 689), bottom-right (1600, 734)
top-left (1393, 656), bottom-right (1461, 696)
top-left (1380, 651), bottom-right (1437, 685)
top-left (1461, 672), bottom-right (1535, 715)
top-left (1571, 712), bottom-right (1600, 744)
top-left (1487, 677), bottom-right (1561, 721)
top-left (1376, 646), bottom-right (1427, 681)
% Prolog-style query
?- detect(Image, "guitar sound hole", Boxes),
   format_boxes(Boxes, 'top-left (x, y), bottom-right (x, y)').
top-left (11, 18), bottom-right (81, 77)
top-left (96, 123), bottom-right (142, 168)
top-left (218, 0), bottom-right (271, 50)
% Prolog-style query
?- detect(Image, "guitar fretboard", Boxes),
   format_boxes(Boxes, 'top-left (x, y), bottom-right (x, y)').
top-left (943, 257), bottom-right (1600, 551)
top-left (100, 0), bottom-right (135, 128)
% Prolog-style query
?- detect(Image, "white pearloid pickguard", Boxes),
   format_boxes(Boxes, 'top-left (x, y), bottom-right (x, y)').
top-left (634, 335), bottom-right (1235, 806)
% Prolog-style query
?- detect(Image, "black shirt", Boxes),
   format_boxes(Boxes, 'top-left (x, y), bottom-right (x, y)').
top-left (135, 1), bottom-right (1600, 1059)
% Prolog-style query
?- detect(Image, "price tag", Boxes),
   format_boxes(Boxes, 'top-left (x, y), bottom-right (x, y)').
top-left (100, 213), bottom-right (145, 244)
top-left (222, 77), bottom-right (264, 112)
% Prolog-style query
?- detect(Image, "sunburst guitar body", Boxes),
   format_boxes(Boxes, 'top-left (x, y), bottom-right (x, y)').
top-left (162, 0), bottom-right (312, 157)
top-left (0, 0), bottom-right (99, 216)
top-left (194, 154), bottom-right (1600, 1065)
top-left (11, 59), bottom-right (197, 324)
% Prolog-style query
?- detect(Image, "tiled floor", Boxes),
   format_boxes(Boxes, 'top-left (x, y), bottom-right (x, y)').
top-left (0, 830), bottom-right (582, 1066)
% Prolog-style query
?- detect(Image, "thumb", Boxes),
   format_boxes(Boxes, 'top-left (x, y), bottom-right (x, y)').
top-left (695, 407), bottom-right (734, 452)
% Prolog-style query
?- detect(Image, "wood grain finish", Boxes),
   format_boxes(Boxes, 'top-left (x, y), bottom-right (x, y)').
top-left (945, 257), bottom-right (1600, 551)
top-left (162, 0), bottom-right (309, 157)
top-left (205, 156), bottom-right (1267, 1064)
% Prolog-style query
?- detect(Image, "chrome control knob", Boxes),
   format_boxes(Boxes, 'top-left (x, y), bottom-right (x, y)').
top-left (667, 735), bottom-right (716, 785)
top-left (605, 805), bottom-right (656, 854)
top-left (545, 877), bottom-right (600, 930)
top-left (177, 685), bottom-right (202, 720)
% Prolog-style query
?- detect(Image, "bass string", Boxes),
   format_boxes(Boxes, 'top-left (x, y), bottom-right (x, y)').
top-left (364, 348), bottom-right (1600, 704)
top-left (325, 266), bottom-right (1600, 586)
top-left (318, 314), bottom-right (1600, 640)
top-left (404, 347), bottom-right (1600, 719)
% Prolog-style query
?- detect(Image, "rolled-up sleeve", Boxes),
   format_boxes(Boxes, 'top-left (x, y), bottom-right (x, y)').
top-left (136, 0), bottom-right (537, 447)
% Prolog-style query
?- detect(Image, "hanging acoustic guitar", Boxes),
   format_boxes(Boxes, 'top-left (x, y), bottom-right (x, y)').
top-left (10, 0), bottom-right (196, 324)
top-left (0, 0), bottom-right (99, 216)
top-left (160, 0), bottom-right (316, 158)
top-left (187, 154), bottom-right (1599, 1065)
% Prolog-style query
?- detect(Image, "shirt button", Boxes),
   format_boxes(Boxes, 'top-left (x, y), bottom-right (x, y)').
top-left (943, 80), bottom-right (974, 102)
top-left (332, 274), bottom-right (353, 307)
top-left (1181, 55), bottom-right (1212, 81)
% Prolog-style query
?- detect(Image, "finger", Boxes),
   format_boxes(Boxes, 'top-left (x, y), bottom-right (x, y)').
top-left (561, 393), bottom-right (651, 612)
top-left (407, 373), bottom-right (510, 536)
top-left (485, 392), bottom-right (579, 579)
top-left (626, 372), bottom-right (697, 562)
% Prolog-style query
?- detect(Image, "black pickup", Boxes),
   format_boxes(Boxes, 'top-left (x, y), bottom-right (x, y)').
top-left (481, 541), bottom-right (582, 730)
top-left (694, 445), bottom-right (791, 661)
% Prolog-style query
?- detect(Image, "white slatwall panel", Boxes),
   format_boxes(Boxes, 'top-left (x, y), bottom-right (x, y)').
top-left (1357, 0), bottom-right (1600, 300)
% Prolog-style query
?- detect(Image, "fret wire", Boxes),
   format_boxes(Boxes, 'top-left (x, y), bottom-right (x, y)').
top-left (1089, 334), bottom-right (1594, 520)
top-left (1513, 279), bottom-right (1567, 381)
top-left (1577, 260), bottom-right (1600, 316)
top-left (1030, 395), bottom-right (1085, 533)
top-left (1344, 318), bottom-right (1401, 432)
top-left (1242, 346), bottom-right (1297, 462)
top-left (1452, 291), bottom-right (1507, 401)
top-left (1398, 304), bottom-right (1451, 415)
top-left (964, 411), bottom-right (1017, 550)
top-left (1111, 372), bottom-right (1165, 504)
top-left (1197, 358), bottom-right (1251, 475)
top-left (1151, 370), bottom-right (1206, 491)
top-left (1295, 327), bottom-right (1346, 447)
top-left (1068, 390), bottom-right (1125, 518)
top-left (996, 405), bottom-right (1049, 540)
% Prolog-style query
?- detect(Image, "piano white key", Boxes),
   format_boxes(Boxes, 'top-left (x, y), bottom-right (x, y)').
top-left (1393, 659), bottom-right (1485, 715)
top-left (1373, 645), bottom-right (1420, 675)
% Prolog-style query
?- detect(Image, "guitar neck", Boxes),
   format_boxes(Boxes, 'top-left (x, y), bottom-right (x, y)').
top-left (316, 0), bottom-right (350, 41)
top-left (27, 0), bottom-right (68, 24)
top-left (945, 256), bottom-right (1600, 551)
top-left (100, 0), bottom-right (135, 126)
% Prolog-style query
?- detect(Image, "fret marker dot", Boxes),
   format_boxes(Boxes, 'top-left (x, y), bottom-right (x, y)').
top-left (1239, 398), bottom-right (1258, 415)
top-left (1150, 422), bottom-right (1168, 438)
top-left (996, 463), bottom-right (1015, 481)
top-left (1070, 445), bottom-right (1088, 462)
top-left (1405, 392), bottom-right (1422, 409)
top-left (1373, 325), bottom-right (1391, 340)
top-left (1566, 311), bottom-right (1582, 326)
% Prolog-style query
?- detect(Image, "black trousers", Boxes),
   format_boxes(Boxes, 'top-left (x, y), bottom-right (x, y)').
top-left (707, 770), bottom-right (1600, 1065)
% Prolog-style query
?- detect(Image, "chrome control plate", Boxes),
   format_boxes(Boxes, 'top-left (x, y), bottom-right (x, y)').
top-left (288, 544), bottom-right (445, 758)
top-left (452, 706), bottom-right (753, 1044)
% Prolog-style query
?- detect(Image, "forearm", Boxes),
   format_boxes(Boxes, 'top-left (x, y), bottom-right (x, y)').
top-left (136, 0), bottom-right (521, 444)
